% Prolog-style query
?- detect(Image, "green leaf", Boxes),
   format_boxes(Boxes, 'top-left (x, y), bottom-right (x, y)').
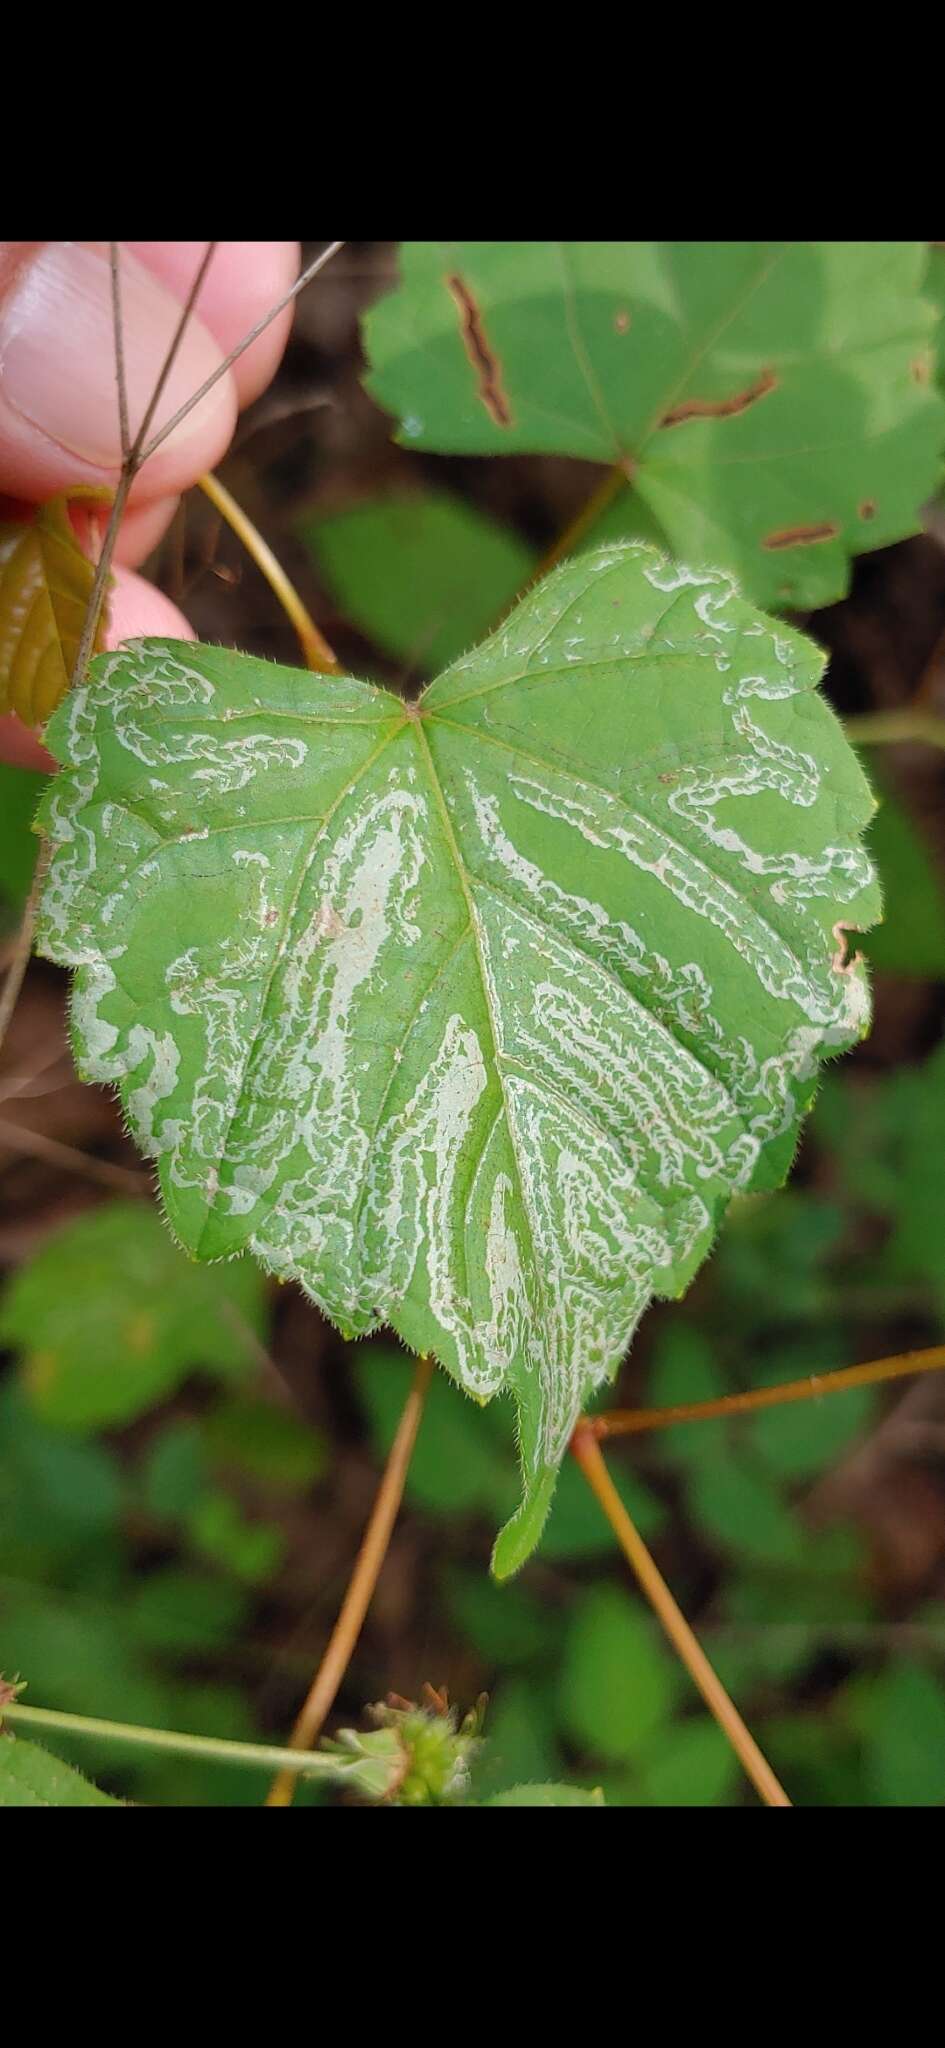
top-left (860, 1662), bottom-right (945, 1806)
top-left (559, 1587), bottom-right (676, 1763)
top-left (0, 1733), bottom-right (122, 1807)
top-left (690, 1452), bottom-right (806, 1567)
top-left (638, 1720), bottom-right (740, 1807)
top-left (186, 1491), bottom-right (285, 1584)
top-left (860, 767), bottom-right (945, 979)
top-left (142, 1420), bottom-right (206, 1521)
top-left (128, 1569), bottom-right (251, 1655)
top-left (484, 1782), bottom-right (605, 1806)
top-left (354, 1342), bottom-right (517, 1520)
top-left (202, 1395), bottom-right (326, 1493)
top-left (34, 544), bottom-right (879, 1574)
top-left (0, 763), bottom-right (47, 916)
top-left (929, 246), bottom-right (945, 392)
top-left (888, 1037), bottom-right (945, 1312)
top-left (362, 242), bottom-right (945, 609)
top-left (302, 492), bottom-right (535, 677)
top-left (0, 1200), bottom-right (266, 1431)
top-left (442, 1567), bottom-right (560, 1667)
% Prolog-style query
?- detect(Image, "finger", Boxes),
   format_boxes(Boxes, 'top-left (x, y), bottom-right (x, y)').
top-left (0, 241), bottom-right (237, 506)
top-left (0, 565), bottom-right (195, 774)
top-left (126, 241), bottom-right (301, 408)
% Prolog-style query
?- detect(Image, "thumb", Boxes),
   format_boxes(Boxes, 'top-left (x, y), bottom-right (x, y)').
top-left (0, 242), bottom-right (236, 506)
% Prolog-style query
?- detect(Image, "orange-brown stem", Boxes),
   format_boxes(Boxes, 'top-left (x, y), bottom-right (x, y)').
top-left (587, 1344), bottom-right (945, 1441)
top-left (570, 1425), bottom-right (791, 1808)
top-left (266, 1353), bottom-right (434, 1807)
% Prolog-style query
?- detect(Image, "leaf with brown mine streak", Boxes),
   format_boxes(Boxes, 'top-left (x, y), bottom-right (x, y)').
top-left (444, 274), bottom-right (513, 429)
top-left (762, 522), bottom-right (840, 551)
top-left (660, 368), bottom-right (778, 428)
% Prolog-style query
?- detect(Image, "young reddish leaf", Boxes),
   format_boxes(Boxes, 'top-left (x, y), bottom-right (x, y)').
top-left (0, 489), bottom-right (112, 727)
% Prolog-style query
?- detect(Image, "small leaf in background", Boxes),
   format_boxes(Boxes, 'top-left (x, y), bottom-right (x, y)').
top-left (646, 1322), bottom-right (726, 1469)
top-left (485, 1782), bottom-right (604, 1807)
top-left (0, 762), bottom-right (47, 918)
top-left (861, 1661), bottom-right (945, 1806)
top-left (860, 767), bottom-right (945, 979)
top-left (202, 1395), bottom-right (326, 1494)
top-left (474, 1677), bottom-right (561, 1799)
top-left (128, 1569), bottom-right (251, 1656)
top-left (690, 1453), bottom-right (806, 1569)
top-left (301, 492), bottom-right (535, 677)
top-left (638, 1719), bottom-right (740, 1808)
top-left (559, 1587), bottom-right (676, 1764)
top-left (0, 1201), bottom-right (268, 1431)
top-left (362, 242), bottom-right (945, 610)
top-left (0, 1732), bottom-right (122, 1807)
top-left (442, 1569), bottom-right (560, 1669)
top-left (186, 1491), bottom-right (285, 1585)
top-left (142, 1420), bottom-right (206, 1521)
top-left (888, 1036), bottom-right (945, 1314)
top-left (0, 489), bottom-right (111, 725)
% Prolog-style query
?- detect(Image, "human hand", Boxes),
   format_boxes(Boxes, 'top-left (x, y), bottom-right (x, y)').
top-left (0, 240), bottom-right (300, 771)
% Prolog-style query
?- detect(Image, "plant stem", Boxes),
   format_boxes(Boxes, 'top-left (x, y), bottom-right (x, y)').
top-left (588, 1343), bottom-right (945, 1441)
top-left (570, 1426), bottom-right (791, 1809)
top-left (266, 1352), bottom-right (435, 1807)
top-left (197, 472), bottom-right (339, 674)
top-left (140, 242), bottom-right (345, 465)
top-left (0, 845), bottom-right (49, 1061)
top-left (535, 462), bottom-right (629, 579)
top-left (2, 1700), bottom-right (370, 1782)
top-left (843, 710), bottom-right (945, 750)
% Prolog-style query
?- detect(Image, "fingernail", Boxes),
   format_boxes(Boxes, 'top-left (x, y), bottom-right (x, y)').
top-left (0, 242), bottom-right (227, 468)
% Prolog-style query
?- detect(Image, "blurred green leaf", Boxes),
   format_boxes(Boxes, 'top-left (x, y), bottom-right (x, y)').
top-left (861, 769), bottom-right (945, 979)
top-left (639, 1719), bottom-right (740, 1807)
top-left (889, 1038), bottom-right (945, 1312)
top-left (475, 1679), bottom-right (561, 1799)
top-left (559, 1587), bottom-right (675, 1764)
top-left (128, 1569), bottom-right (251, 1656)
top-left (0, 1201), bottom-right (267, 1432)
top-left (0, 1733), bottom-right (122, 1807)
top-left (202, 1396), bottom-right (326, 1494)
top-left (302, 492), bottom-right (534, 676)
top-left (0, 763), bottom-right (47, 917)
top-left (186, 1492), bottom-right (285, 1585)
top-left (442, 1569), bottom-right (560, 1669)
top-left (142, 1421), bottom-right (206, 1521)
top-left (861, 1661), bottom-right (945, 1806)
top-left (690, 1454), bottom-right (806, 1568)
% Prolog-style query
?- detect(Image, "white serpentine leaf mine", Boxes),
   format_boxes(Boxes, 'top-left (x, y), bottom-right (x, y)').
top-left (35, 543), bottom-right (880, 1576)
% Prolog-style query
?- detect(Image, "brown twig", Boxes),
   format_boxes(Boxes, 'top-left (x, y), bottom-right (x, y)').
top-left (266, 1352), bottom-right (434, 1807)
top-left (140, 242), bottom-right (345, 465)
top-left (586, 1344), bottom-right (945, 1442)
top-left (197, 472), bottom-right (339, 674)
top-left (0, 1116), bottom-right (149, 1195)
top-left (570, 1425), bottom-right (791, 1808)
